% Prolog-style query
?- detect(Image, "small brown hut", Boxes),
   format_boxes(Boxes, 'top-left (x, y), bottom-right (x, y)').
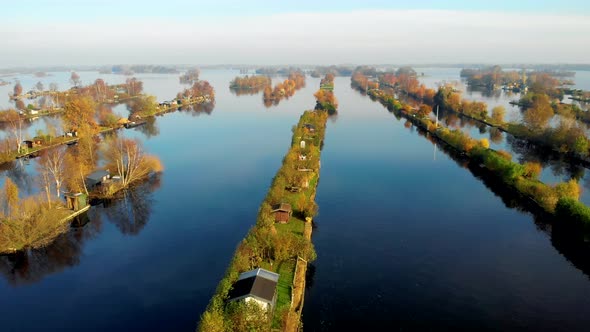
top-left (271, 203), bottom-right (292, 224)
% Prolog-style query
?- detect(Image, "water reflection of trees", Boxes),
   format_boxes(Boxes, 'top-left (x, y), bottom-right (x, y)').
top-left (100, 174), bottom-right (161, 235)
top-left (229, 87), bottom-right (265, 96)
top-left (0, 174), bottom-right (161, 285)
top-left (358, 85), bottom-right (590, 279)
top-left (2, 159), bottom-right (35, 195)
top-left (136, 116), bottom-right (160, 138)
top-left (179, 102), bottom-right (215, 116)
top-left (466, 85), bottom-right (503, 99)
top-left (507, 135), bottom-right (586, 181)
top-left (415, 124), bottom-right (590, 280)
top-left (0, 211), bottom-right (102, 286)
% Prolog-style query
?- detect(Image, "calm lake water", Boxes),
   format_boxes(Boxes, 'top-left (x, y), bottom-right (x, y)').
top-left (1, 71), bottom-right (590, 331)
top-left (0, 70), bottom-right (320, 331)
top-left (302, 77), bottom-right (590, 331)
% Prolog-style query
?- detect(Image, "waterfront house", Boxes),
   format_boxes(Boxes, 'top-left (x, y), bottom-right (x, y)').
top-left (86, 170), bottom-right (111, 189)
top-left (227, 268), bottom-right (279, 311)
top-left (271, 203), bottom-right (292, 223)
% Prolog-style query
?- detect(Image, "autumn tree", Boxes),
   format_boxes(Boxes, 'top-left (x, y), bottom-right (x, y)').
top-left (98, 105), bottom-right (119, 127)
top-left (555, 179), bottom-right (581, 201)
top-left (125, 77), bottom-right (143, 96)
top-left (198, 308), bottom-right (226, 332)
top-left (523, 162), bottom-right (542, 179)
top-left (3, 177), bottom-right (19, 218)
top-left (491, 106), bottom-right (506, 123)
top-left (523, 94), bottom-right (554, 131)
top-left (70, 71), bottom-right (81, 87)
top-left (93, 78), bottom-right (108, 101)
top-left (480, 138), bottom-right (490, 149)
top-left (417, 104), bottom-right (432, 118)
top-left (129, 95), bottom-right (158, 118)
top-left (225, 300), bottom-right (271, 332)
top-left (64, 143), bottom-right (96, 194)
top-left (63, 95), bottom-right (97, 134)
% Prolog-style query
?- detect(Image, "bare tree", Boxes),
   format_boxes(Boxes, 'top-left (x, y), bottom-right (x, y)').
top-left (104, 138), bottom-right (162, 188)
top-left (38, 148), bottom-right (66, 198)
top-left (37, 158), bottom-right (53, 208)
top-left (6, 110), bottom-right (24, 153)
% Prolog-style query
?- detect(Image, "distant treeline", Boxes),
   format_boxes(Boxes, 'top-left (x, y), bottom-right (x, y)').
top-left (309, 65), bottom-right (353, 77)
top-left (108, 65), bottom-right (178, 75)
top-left (255, 67), bottom-right (303, 76)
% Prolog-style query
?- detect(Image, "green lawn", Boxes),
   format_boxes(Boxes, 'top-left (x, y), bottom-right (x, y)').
top-left (275, 217), bottom-right (305, 237)
top-left (272, 258), bottom-right (296, 327)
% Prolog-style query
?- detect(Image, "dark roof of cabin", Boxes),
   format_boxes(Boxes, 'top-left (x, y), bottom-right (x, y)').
top-left (228, 268), bottom-right (279, 303)
top-left (271, 203), bottom-right (292, 213)
top-left (86, 170), bottom-right (109, 182)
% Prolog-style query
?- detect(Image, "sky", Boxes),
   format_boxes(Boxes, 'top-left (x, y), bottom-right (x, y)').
top-left (1, 0), bottom-right (589, 66)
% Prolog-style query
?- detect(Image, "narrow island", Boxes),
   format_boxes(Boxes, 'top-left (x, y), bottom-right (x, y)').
top-left (198, 78), bottom-right (333, 331)
top-left (229, 75), bottom-right (272, 96)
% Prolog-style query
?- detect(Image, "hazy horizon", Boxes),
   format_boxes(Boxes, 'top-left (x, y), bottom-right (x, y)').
top-left (1, 0), bottom-right (589, 67)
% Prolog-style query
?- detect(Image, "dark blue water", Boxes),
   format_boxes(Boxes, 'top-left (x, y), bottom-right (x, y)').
top-left (302, 77), bottom-right (590, 331)
top-left (1, 73), bottom-right (590, 331)
top-left (0, 70), bottom-right (321, 331)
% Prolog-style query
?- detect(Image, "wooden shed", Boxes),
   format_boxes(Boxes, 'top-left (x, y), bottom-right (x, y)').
top-left (271, 203), bottom-right (292, 224)
top-left (64, 192), bottom-right (88, 211)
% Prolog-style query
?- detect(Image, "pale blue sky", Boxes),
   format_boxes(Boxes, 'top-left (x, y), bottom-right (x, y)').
top-left (3, 0), bottom-right (589, 19)
top-left (1, 1), bottom-right (589, 66)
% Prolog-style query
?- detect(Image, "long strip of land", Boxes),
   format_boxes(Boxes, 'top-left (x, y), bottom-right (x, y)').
top-left (353, 79), bottom-right (590, 225)
top-left (198, 109), bottom-right (329, 331)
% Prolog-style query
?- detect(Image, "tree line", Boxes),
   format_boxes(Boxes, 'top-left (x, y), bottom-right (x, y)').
top-left (352, 70), bottom-right (590, 227)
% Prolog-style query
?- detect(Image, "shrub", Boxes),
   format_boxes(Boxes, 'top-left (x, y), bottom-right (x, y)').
top-left (555, 198), bottom-right (590, 224)
top-left (523, 162), bottom-right (542, 179)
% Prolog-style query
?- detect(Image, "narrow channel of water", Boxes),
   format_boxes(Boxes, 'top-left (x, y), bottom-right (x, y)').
top-left (302, 77), bottom-right (590, 331)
